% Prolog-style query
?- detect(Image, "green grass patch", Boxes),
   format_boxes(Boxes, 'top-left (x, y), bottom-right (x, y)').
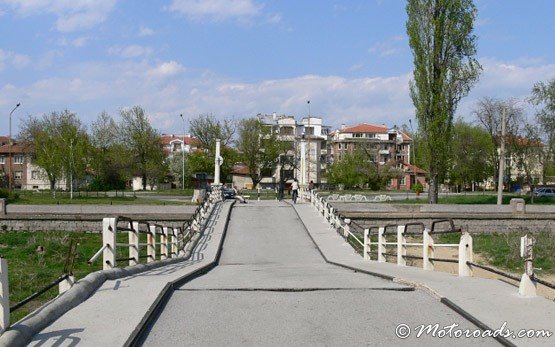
top-left (439, 231), bottom-right (555, 276)
top-left (11, 190), bottom-right (187, 205)
top-left (0, 231), bottom-right (103, 323)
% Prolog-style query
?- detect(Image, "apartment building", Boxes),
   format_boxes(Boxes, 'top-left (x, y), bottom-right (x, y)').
top-left (0, 137), bottom-right (51, 190)
top-left (330, 123), bottom-right (426, 190)
top-left (257, 113), bottom-right (332, 188)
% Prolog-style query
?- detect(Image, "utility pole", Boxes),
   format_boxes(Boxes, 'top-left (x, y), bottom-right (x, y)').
top-left (214, 139), bottom-right (222, 186)
top-left (497, 107), bottom-right (506, 205)
top-left (8, 103), bottom-right (20, 192)
top-left (307, 100), bottom-right (311, 187)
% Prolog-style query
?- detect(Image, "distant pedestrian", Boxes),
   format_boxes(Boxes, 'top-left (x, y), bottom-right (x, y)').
top-left (291, 179), bottom-right (299, 203)
top-left (308, 180), bottom-right (314, 191)
top-left (278, 180), bottom-right (285, 201)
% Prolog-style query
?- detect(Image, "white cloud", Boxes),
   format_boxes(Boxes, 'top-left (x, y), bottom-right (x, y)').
top-left (3, 56), bottom-right (554, 134)
top-left (167, 0), bottom-right (262, 22)
top-left (0, 49), bottom-right (30, 70)
top-left (369, 36), bottom-right (405, 57)
top-left (147, 61), bottom-right (186, 78)
top-left (108, 45), bottom-right (153, 59)
top-left (1, 0), bottom-right (118, 32)
top-left (138, 26), bottom-right (154, 37)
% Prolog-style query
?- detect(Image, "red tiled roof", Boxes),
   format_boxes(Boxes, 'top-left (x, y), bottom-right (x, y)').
top-left (340, 123), bottom-right (388, 134)
top-left (401, 132), bottom-right (412, 141)
top-left (0, 143), bottom-right (27, 154)
top-left (402, 162), bottom-right (426, 174)
top-left (232, 163), bottom-right (250, 175)
top-left (160, 134), bottom-right (199, 146)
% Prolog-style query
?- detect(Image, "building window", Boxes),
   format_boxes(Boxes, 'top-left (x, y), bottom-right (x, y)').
top-left (400, 177), bottom-right (406, 185)
top-left (15, 171), bottom-right (23, 179)
top-left (14, 155), bottom-right (24, 164)
top-left (0, 156), bottom-right (4, 164)
top-left (31, 170), bottom-right (40, 179)
top-left (338, 143), bottom-right (342, 150)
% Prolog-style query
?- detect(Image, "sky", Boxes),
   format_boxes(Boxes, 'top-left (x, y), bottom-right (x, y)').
top-left (1, 0), bottom-right (554, 136)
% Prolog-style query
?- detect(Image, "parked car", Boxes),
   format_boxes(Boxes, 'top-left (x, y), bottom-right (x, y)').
top-left (533, 187), bottom-right (555, 197)
top-left (223, 187), bottom-right (236, 199)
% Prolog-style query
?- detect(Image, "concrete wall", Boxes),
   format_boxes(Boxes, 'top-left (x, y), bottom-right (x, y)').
top-left (330, 202), bottom-right (555, 234)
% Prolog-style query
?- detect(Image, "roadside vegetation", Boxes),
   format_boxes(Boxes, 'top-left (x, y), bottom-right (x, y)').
top-left (6, 190), bottom-right (193, 205)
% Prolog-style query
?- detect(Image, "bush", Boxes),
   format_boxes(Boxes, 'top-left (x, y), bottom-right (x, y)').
top-left (0, 188), bottom-right (19, 203)
top-left (412, 182), bottom-right (424, 194)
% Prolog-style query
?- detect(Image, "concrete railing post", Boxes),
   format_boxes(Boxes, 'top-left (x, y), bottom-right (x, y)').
top-left (102, 217), bottom-right (117, 270)
top-left (458, 232), bottom-right (473, 277)
top-left (363, 229), bottom-right (370, 261)
top-left (0, 258), bottom-right (9, 334)
top-left (377, 227), bottom-right (386, 263)
top-left (129, 221), bottom-right (139, 266)
top-left (0, 198), bottom-right (6, 216)
top-left (59, 275), bottom-right (75, 294)
top-left (343, 218), bottom-right (351, 239)
top-left (519, 233), bottom-right (537, 297)
top-left (397, 225), bottom-right (407, 266)
top-left (423, 228), bottom-right (434, 271)
top-left (161, 227), bottom-right (169, 260)
top-left (171, 228), bottom-right (178, 258)
top-left (147, 225), bottom-right (156, 263)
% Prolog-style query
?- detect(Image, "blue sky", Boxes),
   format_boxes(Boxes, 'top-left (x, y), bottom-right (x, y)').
top-left (1, 0), bottom-right (554, 135)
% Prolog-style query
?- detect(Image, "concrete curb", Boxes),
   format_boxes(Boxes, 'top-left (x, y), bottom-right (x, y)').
top-left (0, 202), bottom-right (225, 347)
top-left (290, 201), bottom-right (516, 347)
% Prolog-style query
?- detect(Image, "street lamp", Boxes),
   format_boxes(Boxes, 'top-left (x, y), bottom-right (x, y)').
top-left (179, 114), bottom-right (186, 190)
top-left (8, 103), bottom-right (21, 191)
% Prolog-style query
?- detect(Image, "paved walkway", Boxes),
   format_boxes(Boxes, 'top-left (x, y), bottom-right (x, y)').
top-left (142, 201), bottom-right (494, 346)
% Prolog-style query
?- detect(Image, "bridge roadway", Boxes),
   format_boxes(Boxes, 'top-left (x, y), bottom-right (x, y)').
top-left (141, 201), bottom-right (493, 346)
top-left (13, 200), bottom-right (553, 346)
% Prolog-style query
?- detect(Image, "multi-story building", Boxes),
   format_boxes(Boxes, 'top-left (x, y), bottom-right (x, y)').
top-left (256, 113), bottom-right (332, 188)
top-left (330, 123), bottom-right (426, 190)
top-left (0, 137), bottom-right (52, 190)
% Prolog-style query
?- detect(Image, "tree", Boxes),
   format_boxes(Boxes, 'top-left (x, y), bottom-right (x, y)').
top-left (473, 97), bottom-right (524, 189)
top-left (236, 118), bottom-right (289, 188)
top-left (406, 0), bottom-right (482, 203)
top-left (448, 119), bottom-right (493, 191)
top-left (189, 114), bottom-right (235, 149)
top-left (118, 106), bottom-right (166, 190)
top-left (89, 111), bottom-right (129, 190)
top-left (19, 110), bottom-right (89, 195)
top-left (530, 78), bottom-right (555, 181)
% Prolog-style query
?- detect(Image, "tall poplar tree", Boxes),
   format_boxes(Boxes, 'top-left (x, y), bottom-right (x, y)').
top-left (407, 0), bottom-right (481, 203)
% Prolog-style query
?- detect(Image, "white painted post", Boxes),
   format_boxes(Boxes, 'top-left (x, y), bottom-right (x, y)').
top-left (129, 221), bottom-right (139, 266)
top-left (423, 228), bottom-right (434, 271)
top-left (171, 228), bottom-right (178, 258)
top-left (458, 232), bottom-right (473, 277)
top-left (102, 217), bottom-right (117, 270)
top-left (0, 258), bottom-right (9, 334)
top-left (161, 227), bottom-right (169, 260)
top-left (397, 225), bottom-right (407, 266)
top-left (147, 225), bottom-right (156, 263)
top-left (58, 275), bottom-right (75, 294)
top-left (519, 234), bottom-right (537, 297)
top-left (343, 218), bottom-right (351, 239)
top-left (377, 227), bottom-right (386, 263)
top-left (363, 229), bottom-right (370, 260)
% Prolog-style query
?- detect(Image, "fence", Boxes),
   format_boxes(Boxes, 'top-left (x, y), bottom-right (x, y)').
top-left (0, 186), bottom-right (224, 334)
top-left (303, 188), bottom-right (555, 297)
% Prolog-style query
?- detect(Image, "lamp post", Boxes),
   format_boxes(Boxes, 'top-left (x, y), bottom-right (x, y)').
top-left (8, 103), bottom-right (21, 191)
top-left (179, 114), bottom-right (186, 190)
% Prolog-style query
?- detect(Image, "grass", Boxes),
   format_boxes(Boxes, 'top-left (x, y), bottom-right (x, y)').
top-left (439, 231), bottom-right (555, 276)
top-left (0, 231), bottom-right (103, 323)
top-left (10, 190), bottom-right (189, 205)
top-left (391, 193), bottom-right (555, 205)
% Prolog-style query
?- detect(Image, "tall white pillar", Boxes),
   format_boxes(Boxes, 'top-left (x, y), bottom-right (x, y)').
top-left (214, 139), bottom-right (222, 185)
top-left (300, 140), bottom-right (306, 186)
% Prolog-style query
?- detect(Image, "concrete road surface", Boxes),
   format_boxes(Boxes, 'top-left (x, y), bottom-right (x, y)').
top-left (141, 201), bottom-right (496, 346)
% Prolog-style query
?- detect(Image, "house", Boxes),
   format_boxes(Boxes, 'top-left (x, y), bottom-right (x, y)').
top-left (160, 134), bottom-right (199, 156)
top-left (0, 138), bottom-right (53, 190)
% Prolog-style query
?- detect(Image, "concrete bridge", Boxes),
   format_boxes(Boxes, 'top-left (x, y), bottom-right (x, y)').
top-left (2, 199), bottom-right (554, 346)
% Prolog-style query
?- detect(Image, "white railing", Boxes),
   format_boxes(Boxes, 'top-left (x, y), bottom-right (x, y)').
top-left (304, 188), bottom-right (473, 277)
top-left (89, 185), bottom-right (223, 270)
top-left (1, 186), bottom-right (224, 334)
